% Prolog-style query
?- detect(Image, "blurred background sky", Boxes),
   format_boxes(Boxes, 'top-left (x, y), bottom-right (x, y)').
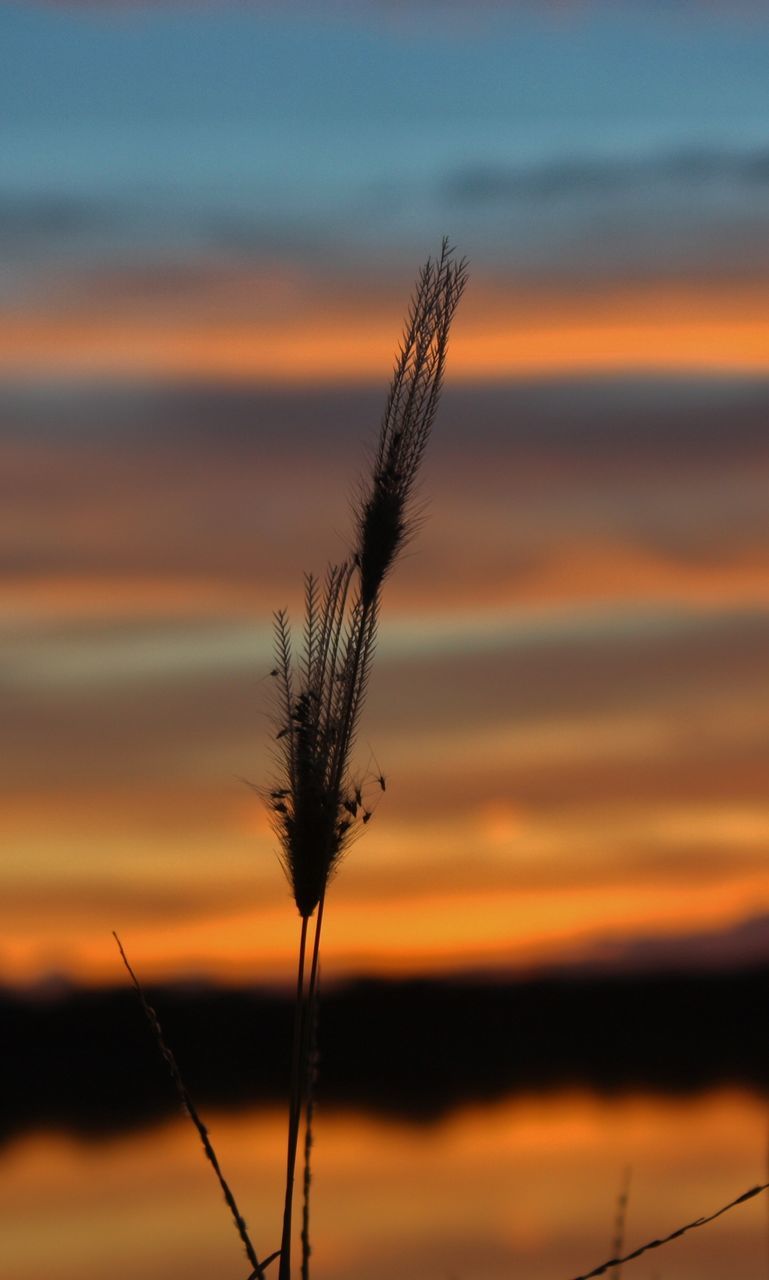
top-left (4, 0), bottom-right (769, 986)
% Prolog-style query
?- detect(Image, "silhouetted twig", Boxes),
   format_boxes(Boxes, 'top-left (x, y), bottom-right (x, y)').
top-left (246, 1250), bottom-right (281, 1277)
top-left (765, 1128), bottom-right (769, 1280)
top-left (301, 951), bottom-right (321, 1280)
top-left (568, 1179), bottom-right (769, 1280)
top-left (112, 932), bottom-right (266, 1280)
top-left (610, 1165), bottom-right (632, 1280)
top-left (278, 915), bottom-right (309, 1280)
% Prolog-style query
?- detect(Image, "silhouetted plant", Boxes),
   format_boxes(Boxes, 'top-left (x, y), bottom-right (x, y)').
top-left (266, 239), bottom-right (467, 1280)
top-left (113, 237), bottom-right (769, 1280)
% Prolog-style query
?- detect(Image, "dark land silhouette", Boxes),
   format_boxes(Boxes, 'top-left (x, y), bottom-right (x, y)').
top-left (4, 966), bottom-right (769, 1147)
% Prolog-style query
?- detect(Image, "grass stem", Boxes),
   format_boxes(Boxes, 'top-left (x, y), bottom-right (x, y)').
top-left (112, 932), bottom-right (265, 1280)
top-left (610, 1165), bottom-right (632, 1280)
top-left (300, 892), bottom-right (326, 1280)
top-left (278, 913), bottom-right (310, 1280)
top-left (300, 973), bottom-right (320, 1280)
top-left (569, 1178), bottom-right (769, 1280)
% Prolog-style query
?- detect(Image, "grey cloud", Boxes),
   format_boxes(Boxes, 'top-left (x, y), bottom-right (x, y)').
top-left (444, 145), bottom-right (769, 206)
top-left (0, 188), bottom-right (319, 276)
top-left (0, 192), bottom-right (124, 248)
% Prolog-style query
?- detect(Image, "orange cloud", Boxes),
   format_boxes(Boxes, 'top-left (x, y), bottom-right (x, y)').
top-left (1, 281), bottom-right (767, 381)
top-left (3, 834), bottom-right (769, 985)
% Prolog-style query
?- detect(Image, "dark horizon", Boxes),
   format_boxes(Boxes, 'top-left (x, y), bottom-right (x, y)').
top-left (8, 965), bottom-right (769, 1150)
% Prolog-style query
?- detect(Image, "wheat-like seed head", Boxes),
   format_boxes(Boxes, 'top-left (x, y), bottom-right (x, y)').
top-left (265, 241), bottom-right (467, 918)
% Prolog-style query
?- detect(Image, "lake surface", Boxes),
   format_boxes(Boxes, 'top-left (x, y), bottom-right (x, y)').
top-left (3, 1088), bottom-right (768, 1280)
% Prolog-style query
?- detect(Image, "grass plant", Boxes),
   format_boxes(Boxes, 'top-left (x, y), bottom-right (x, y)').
top-left (113, 239), bottom-right (769, 1280)
top-left (266, 239), bottom-right (467, 1279)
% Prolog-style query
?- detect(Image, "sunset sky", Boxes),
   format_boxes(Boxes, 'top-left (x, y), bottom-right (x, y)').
top-left (4, 0), bottom-right (769, 986)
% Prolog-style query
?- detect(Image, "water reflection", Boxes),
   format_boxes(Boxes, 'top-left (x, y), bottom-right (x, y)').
top-left (2, 1090), bottom-right (766, 1280)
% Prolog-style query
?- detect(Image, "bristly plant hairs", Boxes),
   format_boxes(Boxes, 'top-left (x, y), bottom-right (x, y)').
top-left (266, 239), bottom-right (466, 1280)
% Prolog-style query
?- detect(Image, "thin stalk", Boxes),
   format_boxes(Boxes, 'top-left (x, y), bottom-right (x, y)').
top-left (568, 1179), bottom-right (769, 1280)
top-left (305, 893), bottom-right (325, 1037)
top-left (300, 892), bottom-right (326, 1280)
top-left (112, 933), bottom-right (266, 1280)
top-left (610, 1166), bottom-right (632, 1280)
top-left (279, 914), bottom-right (310, 1280)
top-left (300, 1058), bottom-right (316, 1280)
top-left (766, 1129), bottom-right (769, 1280)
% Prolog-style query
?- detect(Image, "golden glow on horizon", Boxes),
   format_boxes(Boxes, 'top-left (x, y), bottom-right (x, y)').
top-left (1, 283), bottom-right (768, 381)
top-left (6, 623), bottom-right (769, 984)
top-left (3, 858), bottom-right (769, 986)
